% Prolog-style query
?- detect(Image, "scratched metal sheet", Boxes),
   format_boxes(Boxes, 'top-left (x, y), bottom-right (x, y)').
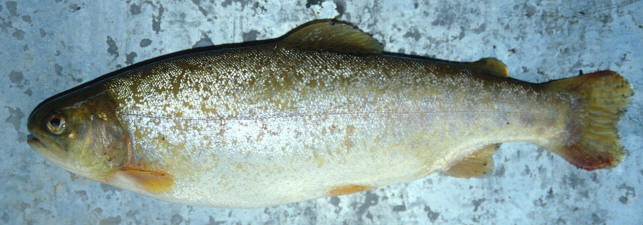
top-left (1, 0), bottom-right (641, 224)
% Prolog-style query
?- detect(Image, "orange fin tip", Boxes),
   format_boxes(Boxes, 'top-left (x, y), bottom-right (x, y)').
top-left (328, 184), bottom-right (371, 196)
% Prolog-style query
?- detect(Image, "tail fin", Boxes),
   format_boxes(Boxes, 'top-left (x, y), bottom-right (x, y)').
top-left (543, 71), bottom-right (633, 170)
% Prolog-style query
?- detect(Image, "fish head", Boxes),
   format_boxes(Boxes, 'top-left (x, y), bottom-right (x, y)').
top-left (27, 87), bottom-right (130, 181)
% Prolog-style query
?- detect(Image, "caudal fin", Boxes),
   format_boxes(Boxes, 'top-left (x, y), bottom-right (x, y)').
top-left (543, 71), bottom-right (633, 170)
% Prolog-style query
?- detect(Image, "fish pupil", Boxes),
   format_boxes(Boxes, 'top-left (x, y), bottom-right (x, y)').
top-left (50, 118), bottom-right (60, 127)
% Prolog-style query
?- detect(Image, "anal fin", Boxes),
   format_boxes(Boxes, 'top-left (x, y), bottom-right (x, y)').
top-left (328, 184), bottom-right (372, 196)
top-left (444, 144), bottom-right (499, 178)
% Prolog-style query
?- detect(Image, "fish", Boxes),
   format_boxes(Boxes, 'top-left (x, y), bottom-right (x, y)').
top-left (27, 20), bottom-right (634, 208)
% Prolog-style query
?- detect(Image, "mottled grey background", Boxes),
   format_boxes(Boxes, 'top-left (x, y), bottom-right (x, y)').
top-left (1, 0), bottom-right (641, 224)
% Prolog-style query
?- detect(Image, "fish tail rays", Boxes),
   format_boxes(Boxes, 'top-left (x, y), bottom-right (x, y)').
top-left (540, 70), bottom-right (633, 170)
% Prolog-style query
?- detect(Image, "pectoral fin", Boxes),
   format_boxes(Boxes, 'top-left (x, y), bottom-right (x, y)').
top-left (111, 168), bottom-right (174, 194)
top-left (444, 144), bottom-right (499, 178)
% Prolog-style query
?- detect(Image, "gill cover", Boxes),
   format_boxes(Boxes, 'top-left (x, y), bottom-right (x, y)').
top-left (27, 87), bottom-right (131, 180)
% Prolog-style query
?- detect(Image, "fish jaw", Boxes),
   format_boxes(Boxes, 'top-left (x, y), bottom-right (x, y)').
top-left (27, 133), bottom-right (89, 178)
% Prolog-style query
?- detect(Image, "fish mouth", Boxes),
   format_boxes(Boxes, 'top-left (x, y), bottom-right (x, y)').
top-left (27, 134), bottom-right (51, 156)
top-left (27, 134), bottom-right (47, 154)
top-left (27, 133), bottom-right (74, 172)
top-left (27, 134), bottom-right (45, 150)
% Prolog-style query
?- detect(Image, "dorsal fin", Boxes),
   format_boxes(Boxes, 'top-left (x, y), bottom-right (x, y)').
top-left (467, 58), bottom-right (509, 78)
top-left (277, 20), bottom-right (383, 54)
top-left (444, 144), bottom-right (499, 178)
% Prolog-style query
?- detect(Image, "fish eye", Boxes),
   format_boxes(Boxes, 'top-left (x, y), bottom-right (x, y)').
top-left (46, 113), bottom-right (67, 135)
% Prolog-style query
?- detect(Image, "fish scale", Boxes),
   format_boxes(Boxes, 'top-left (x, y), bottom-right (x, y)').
top-left (100, 46), bottom-right (568, 206)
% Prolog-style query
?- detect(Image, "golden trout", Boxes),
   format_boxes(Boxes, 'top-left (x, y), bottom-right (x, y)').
top-left (27, 20), bottom-right (633, 207)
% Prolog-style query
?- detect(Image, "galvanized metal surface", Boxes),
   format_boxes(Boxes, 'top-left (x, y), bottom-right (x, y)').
top-left (1, 0), bottom-right (641, 224)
